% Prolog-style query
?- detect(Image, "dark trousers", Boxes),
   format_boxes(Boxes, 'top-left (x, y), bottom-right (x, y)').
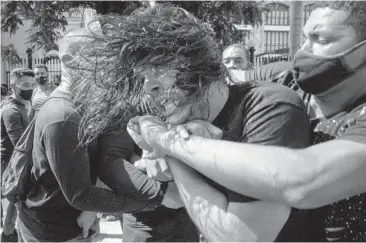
top-left (17, 218), bottom-right (98, 242)
top-left (122, 207), bottom-right (199, 242)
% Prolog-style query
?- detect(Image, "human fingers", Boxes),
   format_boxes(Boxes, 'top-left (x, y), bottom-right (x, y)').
top-left (173, 125), bottom-right (190, 140)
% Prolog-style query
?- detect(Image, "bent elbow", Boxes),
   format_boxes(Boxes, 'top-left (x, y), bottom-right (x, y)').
top-left (283, 184), bottom-right (328, 209)
top-left (280, 153), bottom-right (321, 209)
top-left (282, 187), bottom-right (310, 209)
top-left (67, 188), bottom-right (90, 210)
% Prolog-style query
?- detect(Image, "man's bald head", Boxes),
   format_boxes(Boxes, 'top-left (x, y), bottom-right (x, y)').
top-left (222, 43), bottom-right (253, 70)
top-left (58, 28), bottom-right (97, 85)
top-left (59, 28), bottom-right (94, 66)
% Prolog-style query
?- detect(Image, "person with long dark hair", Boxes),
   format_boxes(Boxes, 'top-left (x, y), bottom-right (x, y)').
top-left (75, 4), bottom-right (314, 241)
top-left (129, 2), bottom-right (366, 241)
top-left (16, 28), bottom-right (180, 242)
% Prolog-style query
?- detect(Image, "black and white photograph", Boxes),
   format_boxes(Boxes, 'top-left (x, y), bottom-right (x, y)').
top-left (1, 1), bottom-right (366, 242)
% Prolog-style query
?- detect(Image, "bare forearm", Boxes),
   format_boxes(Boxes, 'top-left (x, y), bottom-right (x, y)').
top-left (159, 136), bottom-right (366, 209)
top-left (229, 62), bottom-right (292, 82)
top-left (167, 157), bottom-right (257, 242)
top-left (160, 136), bottom-right (306, 205)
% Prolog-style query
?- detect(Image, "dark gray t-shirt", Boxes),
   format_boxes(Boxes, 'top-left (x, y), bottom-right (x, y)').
top-left (212, 81), bottom-right (323, 241)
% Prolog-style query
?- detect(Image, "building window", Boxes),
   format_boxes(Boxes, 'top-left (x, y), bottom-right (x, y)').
top-left (303, 4), bottom-right (314, 25)
top-left (243, 30), bottom-right (253, 46)
top-left (264, 31), bottom-right (289, 52)
top-left (265, 3), bottom-right (289, 26)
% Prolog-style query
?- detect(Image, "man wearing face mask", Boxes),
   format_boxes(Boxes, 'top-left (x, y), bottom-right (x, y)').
top-left (132, 1), bottom-right (366, 241)
top-left (222, 44), bottom-right (253, 71)
top-left (222, 44), bottom-right (254, 85)
top-left (1, 68), bottom-right (36, 242)
top-left (29, 64), bottom-right (56, 119)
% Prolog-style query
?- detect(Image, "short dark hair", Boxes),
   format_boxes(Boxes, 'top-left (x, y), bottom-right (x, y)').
top-left (312, 1), bottom-right (366, 41)
top-left (223, 43), bottom-right (250, 60)
top-left (10, 68), bottom-right (34, 78)
top-left (33, 64), bottom-right (48, 72)
top-left (9, 68), bottom-right (34, 84)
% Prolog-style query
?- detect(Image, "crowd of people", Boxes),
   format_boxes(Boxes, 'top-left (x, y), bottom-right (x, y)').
top-left (1, 1), bottom-right (366, 242)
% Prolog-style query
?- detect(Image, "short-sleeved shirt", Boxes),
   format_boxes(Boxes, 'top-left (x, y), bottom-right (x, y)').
top-left (211, 81), bottom-right (324, 241)
top-left (261, 64), bottom-right (366, 241)
top-left (309, 96), bottom-right (366, 242)
top-left (234, 63), bottom-right (366, 241)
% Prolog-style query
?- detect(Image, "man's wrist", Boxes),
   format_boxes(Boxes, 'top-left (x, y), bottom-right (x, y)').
top-left (166, 130), bottom-right (198, 160)
top-left (151, 128), bottom-right (173, 154)
top-left (161, 128), bottom-right (183, 157)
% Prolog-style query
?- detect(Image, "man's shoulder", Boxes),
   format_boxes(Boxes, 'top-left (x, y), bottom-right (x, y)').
top-left (313, 99), bottom-right (366, 145)
top-left (341, 102), bottom-right (366, 134)
top-left (1, 98), bottom-right (23, 116)
top-left (37, 96), bottom-right (80, 126)
top-left (236, 81), bottom-right (306, 111)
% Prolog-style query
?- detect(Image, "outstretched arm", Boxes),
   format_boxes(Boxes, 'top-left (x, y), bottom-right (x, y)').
top-left (162, 135), bottom-right (366, 209)
top-left (229, 61), bottom-right (292, 83)
top-left (167, 156), bottom-right (290, 242)
top-left (133, 111), bottom-right (366, 209)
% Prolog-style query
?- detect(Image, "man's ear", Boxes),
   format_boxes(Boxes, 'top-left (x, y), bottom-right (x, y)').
top-left (60, 53), bottom-right (75, 64)
top-left (10, 83), bottom-right (16, 91)
top-left (9, 83), bottom-right (18, 95)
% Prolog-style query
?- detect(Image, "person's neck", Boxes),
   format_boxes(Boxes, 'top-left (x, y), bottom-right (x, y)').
top-left (206, 81), bottom-right (229, 122)
top-left (313, 66), bottom-right (366, 117)
top-left (11, 93), bottom-right (28, 105)
top-left (38, 82), bottom-right (50, 91)
top-left (56, 79), bottom-right (74, 97)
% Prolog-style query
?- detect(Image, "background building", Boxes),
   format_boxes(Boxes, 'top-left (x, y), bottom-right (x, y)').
top-left (1, 2), bottom-right (314, 85)
top-left (237, 1), bottom-right (313, 65)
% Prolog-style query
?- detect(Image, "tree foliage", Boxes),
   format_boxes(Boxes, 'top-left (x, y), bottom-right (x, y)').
top-left (1, 1), bottom-right (265, 53)
top-left (1, 44), bottom-right (21, 64)
top-left (172, 1), bottom-right (266, 50)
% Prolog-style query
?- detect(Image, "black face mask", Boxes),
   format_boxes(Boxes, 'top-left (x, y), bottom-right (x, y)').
top-left (18, 89), bottom-right (33, 101)
top-left (36, 76), bottom-right (48, 85)
top-left (293, 39), bottom-right (366, 95)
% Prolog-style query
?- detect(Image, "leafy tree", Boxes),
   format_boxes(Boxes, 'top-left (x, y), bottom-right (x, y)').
top-left (1, 1), bottom-right (265, 52)
top-left (1, 44), bottom-right (21, 64)
top-left (172, 1), bottom-right (266, 50)
top-left (1, 1), bottom-right (146, 52)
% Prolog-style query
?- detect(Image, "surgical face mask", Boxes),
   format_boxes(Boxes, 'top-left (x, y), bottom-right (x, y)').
top-left (293, 39), bottom-right (366, 95)
top-left (35, 76), bottom-right (48, 85)
top-left (18, 89), bottom-right (33, 100)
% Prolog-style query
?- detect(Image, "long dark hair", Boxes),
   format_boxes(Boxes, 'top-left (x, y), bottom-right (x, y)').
top-left (72, 4), bottom-right (224, 146)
